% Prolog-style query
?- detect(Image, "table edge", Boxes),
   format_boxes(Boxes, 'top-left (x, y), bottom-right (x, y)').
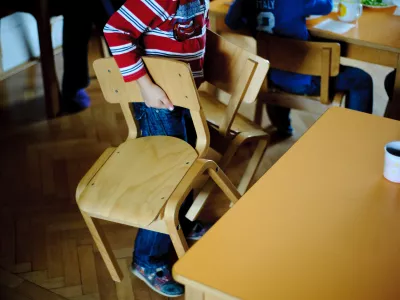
top-left (174, 272), bottom-right (240, 300)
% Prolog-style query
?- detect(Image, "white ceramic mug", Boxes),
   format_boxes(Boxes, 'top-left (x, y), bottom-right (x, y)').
top-left (384, 141), bottom-right (400, 183)
top-left (338, 0), bottom-right (363, 22)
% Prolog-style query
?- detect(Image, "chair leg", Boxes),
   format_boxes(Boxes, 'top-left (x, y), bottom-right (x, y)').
top-left (80, 211), bottom-right (123, 282)
top-left (186, 135), bottom-right (266, 221)
top-left (165, 192), bottom-right (190, 257)
top-left (35, 0), bottom-right (60, 118)
top-left (185, 162), bottom-right (241, 221)
top-left (185, 140), bottom-right (240, 221)
top-left (165, 160), bottom-right (240, 256)
top-left (166, 219), bottom-right (189, 258)
top-left (162, 159), bottom-right (225, 257)
top-left (185, 180), bottom-right (215, 221)
top-left (165, 200), bottom-right (191, 257)
top-left (237, 139), bottom-right (268, 195)
top-left (208, 166), bottom-right (241, 205)
top-left (218, 137), bottom-right (241, 169)
top-left (164, 161), bottom-right (211, 257)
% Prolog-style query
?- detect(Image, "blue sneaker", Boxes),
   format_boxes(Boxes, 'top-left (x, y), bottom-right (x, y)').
top-left (131, 263), bottom-right (184, 297)
top-left (59, 89), bottom-right (90, 115)
top-left (71, 89), bottom-right (91, 108)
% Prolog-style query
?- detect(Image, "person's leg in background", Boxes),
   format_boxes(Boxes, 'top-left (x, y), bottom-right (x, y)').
top-left (265, 79), bottom-right (319, 141)
top-left (266, 105), bottom-right (293, 139)
top-left (299, 66), bottom-right (373, 113)
top-left (333, 66), bottom-right (373, 114)
top-left (59, 0), bottom-right (119, 114)
top-left (130, 103), bottom-right (197, 297)
top-left (385, 70), bottom-right (396, 100)
top-left (266, 65), bottom-right (373, 140)
top-left (59, 0), bottom-right (93, 114)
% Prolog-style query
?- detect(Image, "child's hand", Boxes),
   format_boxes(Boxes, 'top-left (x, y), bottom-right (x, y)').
top-left (137, 74), bottom-right (174, 111)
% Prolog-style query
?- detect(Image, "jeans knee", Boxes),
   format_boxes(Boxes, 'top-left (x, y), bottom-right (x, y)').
top-left (355, 69), bottom-right (373, 88)
top-left (385, 71), bottom-right (396, 97)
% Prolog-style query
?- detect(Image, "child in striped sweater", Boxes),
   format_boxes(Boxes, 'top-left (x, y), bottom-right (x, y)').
top-left (104, 0), bottom-right (210, 297)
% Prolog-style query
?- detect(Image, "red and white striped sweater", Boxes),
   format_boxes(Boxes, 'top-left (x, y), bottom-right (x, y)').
top-left (104, 0), bottom-right (209, 84)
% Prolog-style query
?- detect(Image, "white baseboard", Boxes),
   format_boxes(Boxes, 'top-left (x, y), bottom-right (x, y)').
top-left (0, 12), bottom-right (63, 73)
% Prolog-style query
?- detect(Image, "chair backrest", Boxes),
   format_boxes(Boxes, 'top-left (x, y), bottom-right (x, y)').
top-left (256, 32), bottom-right (341, 104)
top-left (93, 57), bottom-right (210, 158)
top-left (204, 29), bottom-right (270, 135)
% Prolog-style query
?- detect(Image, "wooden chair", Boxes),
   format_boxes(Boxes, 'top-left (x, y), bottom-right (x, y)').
top-left (184, 30), bottom-right (269, 222)
top-left (76, 57), bottom-right (241, 282)
top-left (257, 32), bottom-right (346, 114)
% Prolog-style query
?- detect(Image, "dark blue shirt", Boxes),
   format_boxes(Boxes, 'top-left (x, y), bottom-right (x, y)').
top-left (225, 0), bottom-right (333, 90)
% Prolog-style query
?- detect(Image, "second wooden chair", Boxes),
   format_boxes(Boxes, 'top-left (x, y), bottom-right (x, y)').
top-left (257, 32), bottom-right (346, 114)
top-left (185, 29), bottom-right (270, 221)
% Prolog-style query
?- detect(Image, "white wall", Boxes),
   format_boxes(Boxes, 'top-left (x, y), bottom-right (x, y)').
top-left (0, 13), bottom-right (63, 72)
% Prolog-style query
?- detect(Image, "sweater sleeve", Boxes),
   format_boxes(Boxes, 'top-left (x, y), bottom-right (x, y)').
top-left (103, 0), bottom-right (170, 82)
top-left (304, 0), bottom-right (333, 16)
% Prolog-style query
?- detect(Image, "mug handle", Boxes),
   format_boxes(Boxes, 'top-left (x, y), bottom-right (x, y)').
top-left (358, 4), bottom-right (363, 18)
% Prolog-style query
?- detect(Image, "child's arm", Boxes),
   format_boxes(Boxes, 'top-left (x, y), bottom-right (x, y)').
top-left (104, 0), bottom-right (173, 110)
top-left (137, 74), bottom-right (174, 110)
top-left (304, 0), bottom-right (333, 15)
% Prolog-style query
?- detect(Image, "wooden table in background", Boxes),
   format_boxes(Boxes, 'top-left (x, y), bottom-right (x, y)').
top-left (209, 0), bottom-right (400, 120)
top-left (174, 108), bottom-right (400, 299)
top-left (0, 0), bottom-right (60, 118)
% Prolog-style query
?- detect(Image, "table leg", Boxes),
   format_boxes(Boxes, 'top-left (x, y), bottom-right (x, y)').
top-left (36, 0), bottom-right (60, 118)
top-left (384, 54), bottom-right (400, 120)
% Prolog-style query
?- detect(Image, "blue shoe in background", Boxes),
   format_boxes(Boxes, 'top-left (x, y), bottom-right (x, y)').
top-left (59, 89), bottom-right (90, 116)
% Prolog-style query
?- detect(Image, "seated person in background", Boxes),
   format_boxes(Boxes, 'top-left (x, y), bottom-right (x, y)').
top-left (225, 0), bottom-right (373, 139)
top-left (104, 0), bottom-right (209, 297)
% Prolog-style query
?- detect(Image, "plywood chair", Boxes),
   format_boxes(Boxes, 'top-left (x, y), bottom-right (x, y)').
top-left (76, 57), bottom-right (241, 282)
top-left (257, 32), bottom-right (346, 114)
top-left (185, 30), bottom-right (269, 222)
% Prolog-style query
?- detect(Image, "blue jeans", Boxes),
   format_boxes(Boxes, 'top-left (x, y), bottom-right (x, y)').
top-left (267, 66), bottom-right (374, 133)
top-left (132, 103), bottom-right (196, 268)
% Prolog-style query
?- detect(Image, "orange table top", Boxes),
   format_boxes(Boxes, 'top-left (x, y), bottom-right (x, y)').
top-left (209, 0), bottom-right (400, 52)
top-left (174, 108), bottom-right (400, 299)
top-left (308, 8), bottom-right (400, 53)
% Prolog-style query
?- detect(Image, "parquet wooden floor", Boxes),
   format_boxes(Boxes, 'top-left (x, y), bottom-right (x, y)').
top-left (0, 37), bottom-right (393, 300)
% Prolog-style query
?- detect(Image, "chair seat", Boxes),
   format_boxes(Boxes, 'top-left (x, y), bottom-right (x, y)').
top-left (77, 136), bottom-right (198, 227)
top-left (199, 91), bottom-right (266, 135)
